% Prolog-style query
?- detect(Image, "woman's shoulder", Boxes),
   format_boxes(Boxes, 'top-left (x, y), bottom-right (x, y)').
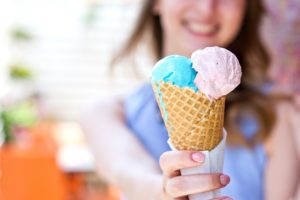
top-left (275, 96), bottom-right (300, 158)
top-left (273, 98), bottom-right (299, 125)
top-left (265, 97), bottom-right (299, 155)
top-left (264, 97), bottom-right (300, 200)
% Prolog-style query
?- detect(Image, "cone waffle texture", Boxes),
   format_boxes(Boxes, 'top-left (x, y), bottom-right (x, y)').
top-left (152, 82), bottom-right (225, 151)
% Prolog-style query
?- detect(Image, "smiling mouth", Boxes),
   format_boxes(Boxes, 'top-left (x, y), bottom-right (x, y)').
top-left (185, 22), bottom-right (219, 36)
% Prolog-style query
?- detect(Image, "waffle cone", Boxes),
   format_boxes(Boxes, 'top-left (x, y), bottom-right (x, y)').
top-left (152, 82), bottom-right (225, 151)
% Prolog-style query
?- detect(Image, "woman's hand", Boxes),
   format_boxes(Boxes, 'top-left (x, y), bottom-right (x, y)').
top-left (160, 151), bottom-right (231, 200)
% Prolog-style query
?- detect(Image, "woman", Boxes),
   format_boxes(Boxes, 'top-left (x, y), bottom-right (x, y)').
top-left (81, 0), bottom-right (299, 199)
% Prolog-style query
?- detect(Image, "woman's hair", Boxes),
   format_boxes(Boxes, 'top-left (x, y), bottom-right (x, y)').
top-left (112, 0), bottom-right (276, 146)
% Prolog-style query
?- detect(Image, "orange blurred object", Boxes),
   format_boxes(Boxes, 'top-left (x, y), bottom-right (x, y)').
top-left (0, 122), bottom-right (67, 200)
top-left (106, 186), bottom-right (121, 200)
top-left (0, 121), bottom-right (121, 200)
top-left (63, 172), bottom-right (121, 200)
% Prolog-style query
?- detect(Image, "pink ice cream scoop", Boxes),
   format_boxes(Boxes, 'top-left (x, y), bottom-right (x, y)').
top-left (191, 47), bottom-right (242, 99)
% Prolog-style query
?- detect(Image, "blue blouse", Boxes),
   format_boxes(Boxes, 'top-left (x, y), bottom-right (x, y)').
top-left (124, 84), bottom-right (266, 200)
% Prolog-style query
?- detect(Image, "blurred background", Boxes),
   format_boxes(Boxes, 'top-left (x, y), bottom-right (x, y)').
top-left (0, 0), bottom-right (299, 200)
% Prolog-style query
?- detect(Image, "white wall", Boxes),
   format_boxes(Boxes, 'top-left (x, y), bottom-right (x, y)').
top-left (10, 0), bottom-right (151, 120)
top-left (0, 1), bottom-right (12, 98)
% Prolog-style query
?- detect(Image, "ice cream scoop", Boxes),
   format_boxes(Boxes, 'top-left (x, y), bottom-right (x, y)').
top-left (191, 46), bottom-right (242, 99)
top-left (152, 55), bottom-right (198, 92)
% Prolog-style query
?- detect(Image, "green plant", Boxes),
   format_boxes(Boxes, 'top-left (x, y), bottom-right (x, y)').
top-left (10, 27), bottom-right (33, 42)
top-left (0, 101), bottom-right (38, 144)
top-left (84, 5), bottom-right (99, 25)
top-left (9, 63), bottom-right (33, 80)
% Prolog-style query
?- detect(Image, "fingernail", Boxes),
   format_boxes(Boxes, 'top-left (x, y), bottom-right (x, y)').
top-left (191, 152), bottom-right (205, 163)
top-left (220, 174), bottom-right (230, 185)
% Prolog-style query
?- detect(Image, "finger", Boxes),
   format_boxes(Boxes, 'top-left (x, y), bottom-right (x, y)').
top-left (160, 151), bottom-right (205, 177)
top-left (170, 196), bottom-right (187, 200)
top-left (162, 188), bottom-right (188, 200)
top-left (165, 173), bottom-right (230, 198)
top-left (211, 197), bottom-right (232, 200)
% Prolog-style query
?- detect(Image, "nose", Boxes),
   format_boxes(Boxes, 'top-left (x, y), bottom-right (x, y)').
top-left (195, 0), bottom-right (216, 16)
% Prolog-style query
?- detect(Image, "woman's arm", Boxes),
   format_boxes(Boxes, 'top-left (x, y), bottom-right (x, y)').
top-left (289, 99), bottom-right (300, 199)
top-left (291, 95), bottom-right (300, 160)
top-left (265, 102), bottom-right (300, 200)
top-left (80, 97), bottom-right (230, 200)
top-left (80, 97), bottom-right (163, 200)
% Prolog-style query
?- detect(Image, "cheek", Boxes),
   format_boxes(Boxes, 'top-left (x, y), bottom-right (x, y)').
top-left (159, 0), bottom-right (189, 29)
top-left (219, 2), bottom-right (246, 43)
top-left (159, 1), bottom-right (186, 40)
top-left (224, 13), bottom-right (244, 34)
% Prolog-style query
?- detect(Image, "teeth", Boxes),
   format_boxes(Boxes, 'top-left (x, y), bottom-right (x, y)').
top-left (188, 23), bottom-right (215, 34)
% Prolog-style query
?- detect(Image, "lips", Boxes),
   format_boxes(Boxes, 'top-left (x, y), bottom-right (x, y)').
top-left (184, 21), bottom-right (219, 36)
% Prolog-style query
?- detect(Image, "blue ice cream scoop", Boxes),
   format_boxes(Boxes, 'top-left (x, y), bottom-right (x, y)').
top-left (151, 55), bottom-right (198, 92)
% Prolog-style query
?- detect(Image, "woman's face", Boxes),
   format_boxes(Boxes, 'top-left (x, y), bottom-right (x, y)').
top-left (155, 0), bottom-right (246, 57)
